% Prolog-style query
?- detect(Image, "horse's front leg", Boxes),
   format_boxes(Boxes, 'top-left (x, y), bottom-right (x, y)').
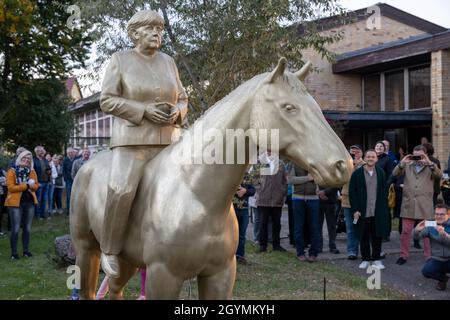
top-left (197, 258), bottom-right (236, 300)
top-left (108, 257), bottom-right (139, 300)
top-left (146, 263), bottom-right (184, 299)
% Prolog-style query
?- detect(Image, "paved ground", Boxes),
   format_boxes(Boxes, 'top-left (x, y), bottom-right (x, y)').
top-left (246, 208), bottom-right (450, 300)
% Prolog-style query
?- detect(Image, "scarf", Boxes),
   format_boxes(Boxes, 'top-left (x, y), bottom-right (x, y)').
top-left (15, 166), bottom-right (31, 184)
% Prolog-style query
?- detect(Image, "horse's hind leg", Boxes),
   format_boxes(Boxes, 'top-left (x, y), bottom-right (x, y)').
top-left (108, 258), bottom-right (138, 300)
top-left (75, 237), bottom-right (101, 300)
top-left (197, 259), bottom-right (236, 299)
top-left (146, 263), bottom-right (184, 299)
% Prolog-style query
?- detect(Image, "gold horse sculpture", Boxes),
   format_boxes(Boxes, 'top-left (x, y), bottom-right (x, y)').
top-left (70, 58), bottom-right (353, 299)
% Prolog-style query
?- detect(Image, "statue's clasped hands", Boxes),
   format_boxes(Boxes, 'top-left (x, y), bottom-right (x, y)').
top-left (145, 102), bottom-right (180, 125)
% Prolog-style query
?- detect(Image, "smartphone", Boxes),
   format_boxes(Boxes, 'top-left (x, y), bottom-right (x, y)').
top-left (410, 155), bottom-right (422, 161)
top-left (425, 220), bottom-right (437, 227)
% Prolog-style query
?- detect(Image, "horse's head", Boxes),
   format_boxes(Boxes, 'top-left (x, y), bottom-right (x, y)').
top-left (250, 58), bottom-right (352, 187)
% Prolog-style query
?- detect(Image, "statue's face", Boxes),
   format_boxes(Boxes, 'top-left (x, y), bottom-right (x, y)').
top-left (134, 24), bottom-right (163, 51)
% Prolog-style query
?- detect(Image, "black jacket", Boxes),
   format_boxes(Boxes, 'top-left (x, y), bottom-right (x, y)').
top-left (376, 153), bottom-right (395, 180)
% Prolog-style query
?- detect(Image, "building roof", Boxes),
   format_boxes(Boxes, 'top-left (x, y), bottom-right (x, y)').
top-left (298, 2), bottom-right (446, 36)
top-left (333, 29), bottom-right (450, 74)
top-left (68, 92), bottom-right (100, 113)
top-left (323, 110), bottom-right (432, 128)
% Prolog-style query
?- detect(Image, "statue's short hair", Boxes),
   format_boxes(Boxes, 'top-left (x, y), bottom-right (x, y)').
top-left (127, 10), bottom-right (164, 46)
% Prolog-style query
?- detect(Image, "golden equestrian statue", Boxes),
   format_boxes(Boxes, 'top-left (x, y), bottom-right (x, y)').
top-left (70, 56), bottom-right (352, 299)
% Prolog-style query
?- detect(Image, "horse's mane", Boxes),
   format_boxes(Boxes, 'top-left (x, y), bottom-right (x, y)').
top-left (188, 73), bottom-right (268, 129)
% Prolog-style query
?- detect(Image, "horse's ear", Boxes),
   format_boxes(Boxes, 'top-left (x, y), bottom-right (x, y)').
top-left (295, 61), bottom-right (312, 81)
top-left (266, 57), bottom-right (287, 83)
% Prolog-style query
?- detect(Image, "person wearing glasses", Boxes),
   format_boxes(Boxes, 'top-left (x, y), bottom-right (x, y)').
top-left (4, 150), bottom-right (39, 260)
top-left (414, 204), bottom-right (450, 291)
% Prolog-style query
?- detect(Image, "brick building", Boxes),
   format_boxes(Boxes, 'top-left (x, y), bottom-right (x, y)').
top-left (301, 3), bottom-right (449, 169)
top-left (69, 3), bottom-right (449, 168)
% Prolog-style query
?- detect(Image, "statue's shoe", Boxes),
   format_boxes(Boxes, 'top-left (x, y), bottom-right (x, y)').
top-left (101, 253), bottom-right (120, 278)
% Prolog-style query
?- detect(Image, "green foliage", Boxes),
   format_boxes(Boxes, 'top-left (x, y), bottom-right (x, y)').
top-left (0, 153), bottom-right (11, 169)
top-left (0, 0), bottom-right (92, 120)
top-left (0, 214), bottom-right (408, 300)
top-left (75, 0), bottom-right (346, 120)
top-left (0, 80), bottom-right (75, 154)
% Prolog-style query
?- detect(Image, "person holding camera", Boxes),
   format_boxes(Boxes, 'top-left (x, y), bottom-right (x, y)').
top-left (5, 150), bottom-right (39, 260)
top-left (393, 145), bottom-right (442, 265)
top-left (414, 204), bottom-right (450, 291)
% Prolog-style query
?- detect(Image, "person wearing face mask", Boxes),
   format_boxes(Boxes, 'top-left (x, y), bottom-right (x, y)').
top-left (4, 150), bottom-right (39, 260)
top-left (393, 145), bottom-right (442, 265)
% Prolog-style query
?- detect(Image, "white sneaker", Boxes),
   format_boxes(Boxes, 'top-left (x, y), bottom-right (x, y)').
top-left (372, 260), bottom-right (385, 269)
top-left (359, 261), bottom-right (370, 269)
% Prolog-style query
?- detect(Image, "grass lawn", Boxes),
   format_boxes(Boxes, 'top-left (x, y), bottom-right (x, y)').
top-left (0, 214), bottom-right (408, 300)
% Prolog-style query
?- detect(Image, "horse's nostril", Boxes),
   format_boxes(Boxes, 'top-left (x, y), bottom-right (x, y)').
top-left (334, 160), bottom-right (346, 173)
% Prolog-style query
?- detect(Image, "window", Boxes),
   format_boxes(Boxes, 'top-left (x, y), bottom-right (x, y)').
top-left (363, 74), bottom-right (380, 111)
top-left (362, 64), bottom-right (430, 112)
top-left (105, 117), bottom-right (111, 137)
top-left (98, 118), bottom-right (104, 137)
top-left (385, 70), bottom-right (404, 111)
top-left (409, 66), bottom-right (430, 109)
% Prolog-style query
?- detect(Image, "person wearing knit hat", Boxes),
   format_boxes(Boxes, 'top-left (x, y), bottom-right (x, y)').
top-left (5, 150), bottom-right (39, 260)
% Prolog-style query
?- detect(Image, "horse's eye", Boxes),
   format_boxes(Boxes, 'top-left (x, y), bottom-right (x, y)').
top-left (284, 104), bottom-right (296, 111)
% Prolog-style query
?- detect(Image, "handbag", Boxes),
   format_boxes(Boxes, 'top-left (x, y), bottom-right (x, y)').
top-left (388, 184), bottom-right (396, 209)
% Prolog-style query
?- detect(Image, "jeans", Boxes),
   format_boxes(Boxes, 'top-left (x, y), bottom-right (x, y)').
top-left (235, 207), bottom-right (249, 257)
top-left (8, 203), bottom-right (35, 255)
top-left (344, 208), bottom-right (359, 256)
top-left (318, 203), bottom-right (337, 251)
top-left (35, 182), bottom-right (49, 218)
top-left (252, 207), bottom-right (272, 243)
top-left (293, 199), bottom-right (320, 257)
top-left (54, 187), bottom-right (63, 210)
top-left (422, 258), bottom-right (450, 282)
top-left (400, 218), bottom-right (430, 259)
top-left (65, 179), bottom-right (73, 214)
top-left (360, 217), bottom-right (382, 261)
top-left (258, 206), bottom-right (282, 249)
top-left (47, 184), bottom-right (55, 214)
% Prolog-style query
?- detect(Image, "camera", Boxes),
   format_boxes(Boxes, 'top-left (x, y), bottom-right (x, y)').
top-left (410, 155), bottom-right (422, 161)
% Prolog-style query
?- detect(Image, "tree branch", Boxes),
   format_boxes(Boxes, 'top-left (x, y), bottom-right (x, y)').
top-left (159, 1), bottom-right (209, 112)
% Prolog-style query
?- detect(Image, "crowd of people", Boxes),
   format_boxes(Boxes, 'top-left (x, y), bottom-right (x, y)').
top-left (232, 137), bottom-right (450, 290)
top-left (0, 146), bottom-right (91, 260)
top-left (1, 137), bottom-right (450, 293)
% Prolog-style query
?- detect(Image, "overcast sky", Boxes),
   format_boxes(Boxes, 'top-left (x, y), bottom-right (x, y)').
top-left (338, 0), bottom-right (450, 28)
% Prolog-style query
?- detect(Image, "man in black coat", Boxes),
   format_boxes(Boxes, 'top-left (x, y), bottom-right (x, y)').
top-left (349, 150), bottom-right (390, 270)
